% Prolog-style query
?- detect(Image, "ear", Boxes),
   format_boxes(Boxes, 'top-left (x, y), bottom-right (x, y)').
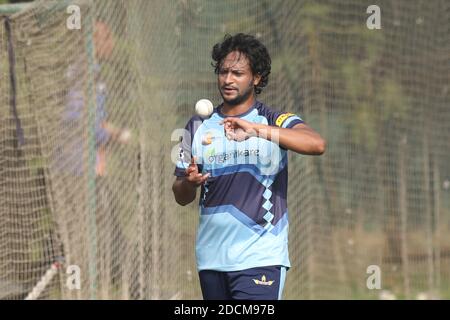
top-left (253, 74), bottom-right (262, 86)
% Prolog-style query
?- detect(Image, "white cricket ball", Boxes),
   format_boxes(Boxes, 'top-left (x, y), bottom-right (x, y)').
top-left (195, 99), bottom-right (214, 118)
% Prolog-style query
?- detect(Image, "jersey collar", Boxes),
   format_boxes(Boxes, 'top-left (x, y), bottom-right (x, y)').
top-left (217, 100), bottom-right (259, 118)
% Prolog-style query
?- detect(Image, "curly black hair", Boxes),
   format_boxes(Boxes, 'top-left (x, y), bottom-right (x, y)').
top-left (212, 33), bottom-right (271, 94)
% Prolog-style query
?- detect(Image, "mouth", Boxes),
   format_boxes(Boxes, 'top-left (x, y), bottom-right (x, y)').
top-left (222, 87), bottom-right (238, 95)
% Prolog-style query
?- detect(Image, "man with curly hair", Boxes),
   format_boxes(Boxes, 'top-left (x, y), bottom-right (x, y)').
top-left (173, 33), bottom-right (326, 300)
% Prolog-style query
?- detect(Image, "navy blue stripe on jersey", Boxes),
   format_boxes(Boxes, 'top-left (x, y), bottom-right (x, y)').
top-left (202, 166), bottom-right (289, 228)
top-left (202, 205), bottom-right (288, 237)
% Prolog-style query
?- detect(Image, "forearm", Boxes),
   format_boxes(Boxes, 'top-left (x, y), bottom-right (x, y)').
top-left (172, 178), bottom-right (197, 206)
top-left (253, 124), bottom-right (326, 155)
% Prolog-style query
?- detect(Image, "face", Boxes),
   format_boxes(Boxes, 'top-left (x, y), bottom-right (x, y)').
top-left (218, 51), bottom-right (261, 106)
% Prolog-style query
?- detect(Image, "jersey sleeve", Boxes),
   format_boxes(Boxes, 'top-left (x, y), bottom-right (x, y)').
top-left (261, 104), bottom-right (304, 129)
top-left (173, 116), bottom-right (203, 177)
top-left (269, 110), bottom-right (304, 129)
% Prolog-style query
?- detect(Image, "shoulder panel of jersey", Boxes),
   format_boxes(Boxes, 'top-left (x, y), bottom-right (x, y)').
top-left (255, 102), bottom-right (304, 129)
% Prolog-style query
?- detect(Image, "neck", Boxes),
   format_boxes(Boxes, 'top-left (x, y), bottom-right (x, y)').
top-left (221, 95), bottom-right (256, 116)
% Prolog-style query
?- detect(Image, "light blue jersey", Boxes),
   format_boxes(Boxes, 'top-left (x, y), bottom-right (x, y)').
top-left (175, 101), bottom-right (303, 271)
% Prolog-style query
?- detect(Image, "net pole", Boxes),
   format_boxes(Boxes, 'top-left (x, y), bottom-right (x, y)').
top-left (433, 160), bottom-right (441, 296)
top-left (85, 11), bottom-right (98, 300)
top-left (24, 261), bottom-right (63, 300)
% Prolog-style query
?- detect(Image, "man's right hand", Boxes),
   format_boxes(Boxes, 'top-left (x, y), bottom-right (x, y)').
top-left (185, 157), bottom-right (210, 186)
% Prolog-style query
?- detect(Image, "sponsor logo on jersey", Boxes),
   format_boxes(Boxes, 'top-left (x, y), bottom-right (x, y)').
top-left (207, 149), bottom-right (259, 164)
top-left (201, 132), bottom-right (214, 145)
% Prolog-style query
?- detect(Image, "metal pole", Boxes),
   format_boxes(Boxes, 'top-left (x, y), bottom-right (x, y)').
top-left (85, 11), bottom-right (98, 300)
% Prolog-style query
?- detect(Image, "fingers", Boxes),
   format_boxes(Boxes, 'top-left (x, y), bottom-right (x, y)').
top-left (221, 118), bottom-right (236, 128)
top-left (200, 173), bottom-right (210, 183)
top-left (225, 128), bottom-right (251, 142)
top-left (223, 118), bottom-right (248, 141)
top-left (186, 172), bottom-right (210, 186)
top-left (186, 156), bottom-right (197, 171)
top-left (225, 130), bottom-right (235, 140)
top-left (185, 156), bottom-right (209, 185)
top-left (220, 118), bottom-right (232, 125)
top-left (186, 166), bottom-right (197, 175)
top-left (223, 119), bottom-right (234, 139)
top-left (185, 161), bottom-right (197, 179)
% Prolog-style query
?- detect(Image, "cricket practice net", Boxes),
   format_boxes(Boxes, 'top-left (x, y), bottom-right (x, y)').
top-left (0, 0), bottom-right (449, 299)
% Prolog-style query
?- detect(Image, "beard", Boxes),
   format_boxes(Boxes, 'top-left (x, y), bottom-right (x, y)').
top-left (219, 81), bottom-right (254, 106)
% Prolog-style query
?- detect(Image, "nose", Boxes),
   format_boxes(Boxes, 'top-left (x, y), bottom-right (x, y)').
top-left (223, 71), bottom-right (233, 85)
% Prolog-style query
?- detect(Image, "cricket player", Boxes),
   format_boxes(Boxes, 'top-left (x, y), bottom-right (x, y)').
top-left (173, 33), bottom-right (326, 300)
